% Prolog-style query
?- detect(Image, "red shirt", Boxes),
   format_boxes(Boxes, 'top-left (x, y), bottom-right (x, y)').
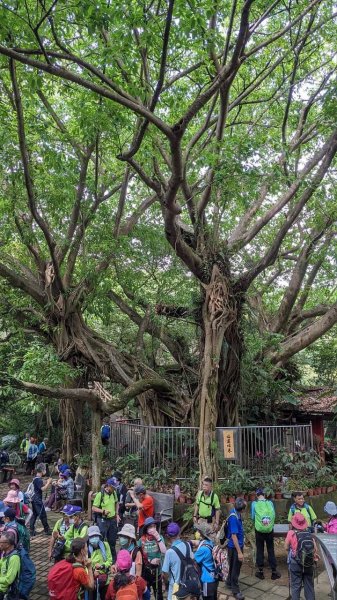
top-left (138, 495), bottom-right (154, 528)
top-left (106, 576), bottom-right (146, 600)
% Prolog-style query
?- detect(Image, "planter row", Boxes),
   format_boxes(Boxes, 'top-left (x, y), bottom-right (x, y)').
top-left (177, 485), bottom-right (337, 504)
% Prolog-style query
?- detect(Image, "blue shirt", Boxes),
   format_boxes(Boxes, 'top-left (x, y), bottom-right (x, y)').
top-left (38, 442), bottom-right (46, 454)
top-left (162, 540), bottom-right (193, 600)
top-left (194, 540), bottom-right (216, 583)
top-left (227, 509), bottom-right (244, 549)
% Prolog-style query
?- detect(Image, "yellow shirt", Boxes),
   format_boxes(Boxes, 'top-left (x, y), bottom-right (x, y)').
top-left (93, 491), bottom-right (118, 518)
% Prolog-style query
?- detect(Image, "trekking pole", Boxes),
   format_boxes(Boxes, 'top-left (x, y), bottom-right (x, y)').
top-left (96, 577), bottom-right (100, 600)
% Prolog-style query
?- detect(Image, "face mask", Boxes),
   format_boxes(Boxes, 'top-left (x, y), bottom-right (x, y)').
top-left (90, 536), bottom-right (100, 546)
top-left (119, 536), bottom-right (129, 547)
top-left (69, 519), bottom-right (74, 525)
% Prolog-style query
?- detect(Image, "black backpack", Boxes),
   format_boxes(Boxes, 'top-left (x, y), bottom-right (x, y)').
top-left (295, 531), bottom-right (315, 571)
top-left (172, 541), bottom-right (201, 595)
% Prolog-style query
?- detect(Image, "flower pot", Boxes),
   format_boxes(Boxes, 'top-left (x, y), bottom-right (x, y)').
top-left (178, 494), bottom-right (186, 504)
top-left (316, 487), bottom-right (322, 495)
top-left (321, 486), bottom-right (327, 494)
top-left (249, 492), bottom-right (256, 501)
top-left (327, 486), bottom-right (334, 493)
top-left (275, 492), bottom-right (282, 500)
top-left (307, 489), bottom-right (314, 496)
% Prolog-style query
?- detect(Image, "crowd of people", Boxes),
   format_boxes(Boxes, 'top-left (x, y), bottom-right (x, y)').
top-left (0, 448), bottom-right (335, 600)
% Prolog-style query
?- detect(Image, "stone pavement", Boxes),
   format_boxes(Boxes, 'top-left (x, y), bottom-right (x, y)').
top-left (218, 570), bottom-right (332, 599)
top-left (0, 476), bottom-right (334, 598)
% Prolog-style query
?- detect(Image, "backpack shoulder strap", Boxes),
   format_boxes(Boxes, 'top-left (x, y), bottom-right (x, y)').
top-left (290, 504), bottom-right (296, 515)
top-left (210, 491), bottom-right (215, 505)
top-left (78, 522), bottom-right (87, 534)
top-left (172, 541), bottom-right (189, 561)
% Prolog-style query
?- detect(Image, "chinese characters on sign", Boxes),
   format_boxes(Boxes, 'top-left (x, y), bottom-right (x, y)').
top-left (223, 429), bottom-right (236, 459)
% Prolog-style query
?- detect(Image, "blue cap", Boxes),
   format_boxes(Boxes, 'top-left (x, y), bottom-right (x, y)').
top-left (62, 504), bottom-right (82, 516)
top-left (106, 478), bottom-right (117, 487)
top-left (256, 488), bottom-right (265, 497)
top-left (143, 517), bottom-right (157, 530)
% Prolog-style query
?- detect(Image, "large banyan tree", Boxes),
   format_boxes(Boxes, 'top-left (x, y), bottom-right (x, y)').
top-left (0, 0), bottom-right (337, 475)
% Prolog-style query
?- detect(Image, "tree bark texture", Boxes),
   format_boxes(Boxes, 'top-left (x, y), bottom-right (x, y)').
top-left (198, 265), bottom-right (238, 478)
top-left (60, 398), bottom-right (83, 463)
top-left (91, 406), bottom-right (102, 492)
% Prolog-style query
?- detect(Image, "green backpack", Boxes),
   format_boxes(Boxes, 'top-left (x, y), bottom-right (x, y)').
top-left (254, 500), bottom-right (275, 533)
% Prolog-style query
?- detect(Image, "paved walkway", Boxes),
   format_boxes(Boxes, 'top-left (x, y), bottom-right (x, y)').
top-left (0, 476), bottom-right (333, 599)
top-left (218, 571), bottom-right (332, 599)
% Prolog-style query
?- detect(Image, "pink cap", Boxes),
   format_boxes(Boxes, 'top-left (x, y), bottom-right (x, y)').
top-left (116, 549), bottom-right (132, 572)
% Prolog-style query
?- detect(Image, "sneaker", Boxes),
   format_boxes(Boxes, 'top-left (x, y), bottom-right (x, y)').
top-left (271, 570), bottom-right (281, 580)
top-left (255, 570), bottom-right (264, 580)
top-left (234, 593), bottom-right (245, 600)
top-left (45, 507), bottom-right (51, 512)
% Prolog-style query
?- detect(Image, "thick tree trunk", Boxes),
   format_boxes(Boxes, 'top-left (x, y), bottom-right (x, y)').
top-left (198, 265), bottom-right (237, 478)
top-left (60, 398), bottom-right (83, 462)
top-left (217, 309), bottom-right (244, 426)
top-left (91, 406), bottom-right (102, 492)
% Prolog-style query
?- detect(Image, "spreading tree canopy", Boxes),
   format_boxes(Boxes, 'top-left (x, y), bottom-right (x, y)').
top-left (0, 0), bottom-right (337, 474)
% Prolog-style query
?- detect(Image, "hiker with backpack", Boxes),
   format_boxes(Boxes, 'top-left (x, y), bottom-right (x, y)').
top-left (87, 525), bottom-right (112, 599)
top-left (323, 501), bottom-right (337, 533)
top-left (285, 513), bottom-right (318, 600)
top-left (225, 497), bottom-right (247, 600)
top-left (45, 468), bottom-right (75, 511)
top-left (8, 478), bottom-right (24, 503)
top-left (28, 462), bottom-right (52, 537)
top-left (138, 517), bottom-right (166, 600)
top-left (25, 437), bottom-right (38, 475)
top-left (20, 433), bottom-right (30, 455)
top-left (3, 489), bottom-right (32, 527)
top-left (92, 478), bottom-right (120, 561)
top-left (63, 505), bottom-right (89, 553)
top-left (0, 531), bottom-right (21, 599)
top-left (288, 492), bottom-right (317, 531)
top-left (48, 505), bottom-right (72, 562)
top-left (125, 478), bottom-right (144, 528)
top-left (3, 507), bottom-right (30, 552)
top-left (174, 581), bottom-right (201, 600)
top-left (48, 536), bottom-right (95, 600)
top-left (117, 523), bottom-right (143, 576)
top-left (162, 522), bottom-right (199, 600)
top-left (251, 488), bottom-right (281, 581)
top-left (193, 477), bottom-right (220, 535)
top-left (101, 420), bottom-right (111, 447)
top-left (111, 471), bottom-right (128, 524)
top-left (106, 549), bottom-right (147, 600)
top-left (193, 523), bottom-right (218, 600)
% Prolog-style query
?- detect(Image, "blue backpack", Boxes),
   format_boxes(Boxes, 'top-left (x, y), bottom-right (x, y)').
top-left (6, 547), bottom-right (36, 599)
top-left (101, 425), bottom-right (111, 440)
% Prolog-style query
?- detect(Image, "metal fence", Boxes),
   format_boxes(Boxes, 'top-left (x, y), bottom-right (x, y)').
top-left (108, 421), bottom-right (313, 479)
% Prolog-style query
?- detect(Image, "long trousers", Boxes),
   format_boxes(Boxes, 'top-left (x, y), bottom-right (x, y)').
top-left (30, 500), bottom-right (50, 533)
top-left (226, 547), bottom-right (243, 594)
top-left (144, 570), bottom-right (163, 600)
top-left (97, 517), bottom-right (118, 562)
top-left (289, 560), bottom-right (315, 600)
top-left (255, 530), bottom-right (277, 570)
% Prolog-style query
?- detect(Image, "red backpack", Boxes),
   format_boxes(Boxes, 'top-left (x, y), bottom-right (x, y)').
top-left (47, 559), bottom-right (84, 599)
top-left (116, 582), bottom-right (138, 600)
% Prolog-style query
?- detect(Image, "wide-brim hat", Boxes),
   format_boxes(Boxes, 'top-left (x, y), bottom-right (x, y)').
top-left (118, 523), bottom-right (137, 540)
top-left (88, 525), bottom-right (102, 538)
top-left (291, 513), bottom-right (309, 531)
top-left (143, 517), bottom-right (158, 531)
top-left (194, 522), bottom-right (213, 540)
top-left (8, 479), bottom-right (20, 489)
top-left (324, 501), bottom-right (337, 516)
top-left (3, 491), bottom-right (21, 504)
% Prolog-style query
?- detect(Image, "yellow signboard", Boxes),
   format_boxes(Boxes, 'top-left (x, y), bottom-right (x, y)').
top-left (223, 429), bottom-right (236, 459)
